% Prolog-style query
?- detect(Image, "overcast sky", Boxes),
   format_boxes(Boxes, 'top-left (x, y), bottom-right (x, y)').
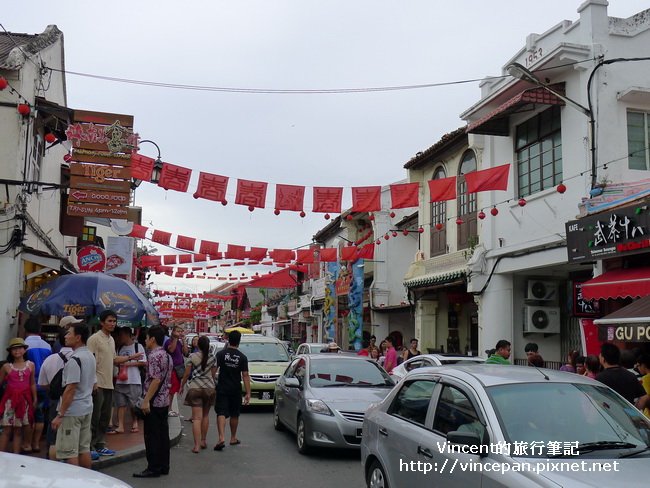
top-left (4, 0), bottom-right (649, 292)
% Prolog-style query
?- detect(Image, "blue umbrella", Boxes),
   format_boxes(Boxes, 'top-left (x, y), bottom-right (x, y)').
top-left (20, 272), bottom-right (159, 325)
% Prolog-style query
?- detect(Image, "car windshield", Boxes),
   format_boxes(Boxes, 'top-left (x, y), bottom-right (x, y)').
top-left (238, 342), bottom-right (290, 362)
top-left (487, 382), bottom-right (650, 457)
top-left (308, 359), bottom-right (394, 387)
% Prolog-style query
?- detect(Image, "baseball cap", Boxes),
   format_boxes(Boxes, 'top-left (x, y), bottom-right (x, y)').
top-left (59, 316), bottom-right (83, 328)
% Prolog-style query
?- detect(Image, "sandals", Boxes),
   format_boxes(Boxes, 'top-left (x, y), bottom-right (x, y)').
top-left (130, 427), bottom-right (139, 433)
top-left (213, 442), bottom-right (225, 451)
top-left (229, 440), bottom-right (241, 445)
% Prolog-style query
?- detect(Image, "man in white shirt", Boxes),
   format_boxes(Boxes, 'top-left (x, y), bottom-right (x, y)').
top-left (114, 327), bottom-right (147, 434)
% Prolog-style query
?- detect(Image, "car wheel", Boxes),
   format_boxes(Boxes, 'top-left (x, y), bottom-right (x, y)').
top-left (273, 401), bottom-right (284, 431)
top-left (296, 415), bottom-right (311, 454)
top-left (367, 460), bottom-right (389, 488)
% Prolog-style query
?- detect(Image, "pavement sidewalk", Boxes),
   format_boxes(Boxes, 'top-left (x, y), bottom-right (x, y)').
top-left (92, 397), bottom-right (183, 469)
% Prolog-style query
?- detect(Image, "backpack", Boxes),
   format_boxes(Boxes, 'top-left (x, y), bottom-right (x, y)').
top-left (48, 353), bottom-right (81, 400)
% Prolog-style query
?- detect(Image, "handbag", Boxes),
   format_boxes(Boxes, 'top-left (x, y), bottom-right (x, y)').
top-left (117, 364), bottom-right (129, 382)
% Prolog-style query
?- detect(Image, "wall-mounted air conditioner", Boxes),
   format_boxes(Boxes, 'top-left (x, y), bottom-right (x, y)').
top-left (524, 305), bottom-right (561, 334)
top-left (526, 280), bottom-right (558, 302)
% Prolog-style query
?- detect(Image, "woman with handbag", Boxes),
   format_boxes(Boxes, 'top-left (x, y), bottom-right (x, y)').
top-left (180, 336), bottom-right (216, 453)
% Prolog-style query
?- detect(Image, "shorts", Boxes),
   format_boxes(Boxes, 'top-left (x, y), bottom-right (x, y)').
top-left (114, 384), bottom-right (142, 408)
top-left (214, 389), bottom-right (242, 418)
top-left (55, 413), bottom-right (92, 460)
top-left (184, 388), bottom-right (216, 408)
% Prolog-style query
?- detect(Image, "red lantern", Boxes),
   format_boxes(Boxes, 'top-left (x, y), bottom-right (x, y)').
top-left (221, 200), bottom-right (228, 206)
top-left (63, 153), bottom-right (72, 163)
top-left (274, 209), bottom-right (280, 215)
top-left (557, 183), bottom-right (567, 194)
top-left (346, 214), bottom-right (353, 221)
top-left (518, 198), bottom-right (527, 207)
top-left (300, 211), bottom-right (306, 218)
top-left (402, 229), bottom-right (409, 236)
top-left (435, 223), bottom-right (443, 231)
top-left (384, 234), bottom-right (390, 240)
top-left (389, 211), bottom-right (396, 218)
top-left (456, 217), bottom-right (463, 225)
top-left (44, 133), bottom-right (57, 143)
top-left (369, 213), bottom-right (375, 221)
top-left (478, 211), bottom-right (486, 220)
top-left (17, 103), bottom-right (30, 116)
top-left (490, 207), bottom-right (499, 216)
top-left (248, 205), bottom-right (255, 212)
top-left (0, 77), bottom-right (7, 90)
top-left (392, 231), bottom-right (397, 237)
top-left (419, 226), bottom-right (425, 233)
top-left (376, 239), bottom-right (381, 245)
top-left (324, 213), bottom-right (330, 220)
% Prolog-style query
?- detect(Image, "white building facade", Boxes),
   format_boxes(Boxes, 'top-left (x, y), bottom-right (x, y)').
top-left (462, 1), bottom-right (650, 363)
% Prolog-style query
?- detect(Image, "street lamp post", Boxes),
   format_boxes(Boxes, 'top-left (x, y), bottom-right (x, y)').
top-left (132, 139), bottom-right (164, 187)
top-left (506, 62), bottom-right (596, 188)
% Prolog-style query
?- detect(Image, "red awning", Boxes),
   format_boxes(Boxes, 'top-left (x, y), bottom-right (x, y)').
top-left (466, 85), bottom-right (565, 136)
top-left (581, 267), bottom-right (650, 300)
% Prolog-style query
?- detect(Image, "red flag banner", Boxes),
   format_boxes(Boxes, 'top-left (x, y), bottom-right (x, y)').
top-left (340, 246), bottom-right (357, 261)
top-left (163, 255), bottom-right (177, 265)
top-left (312, 187), bottom-right (343, 214)
top-left (270, 249), bottom-right (295, 263)
top-left (193, 254), bottom-right (207, 262)
top-left (351, 186), bottom-right (381, 212)
top-left (199, 240), bottom-right (219, 257)
top-left (465, 164), bottom-right (510, 193)
top-left (275, 184), bottom-right (305, 212)
top-left (129, 224), bottom-right (148, 239)
top-left (131, 153), bottom-right (154, 181)
top-left (152, 229), bottom-right (172, 246)
top-left (193, 172), bottom-right (229, 202)
top-left (356, 243), bottom-right (375, 260)
top-left (428, 176), bottom-right (457, 202)
top-left (235, 179), bottom-right (268, 209)
top-left (249, 247), bottom-right (268, 261)
top-left (319, 248), bottom-right (337, 262)
top-left (140, 255), bottom-right (161, 267)
top-left (226, 244), bottom-right (247, 260)
top-left (178, 255), bottom-right (193, 264)
top-left (390, 182), bottom-right (420, 209)
top-left (296, 249), bottom-right (315, 264)
top-left (157, 163), bottom-right (192, 193)
top-left (176, 235), bottom-right (196, 252)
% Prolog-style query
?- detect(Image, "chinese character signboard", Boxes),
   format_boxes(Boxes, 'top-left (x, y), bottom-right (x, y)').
top-left (565, 203), bottom-right (650, 263)
top-left (65, 110), bottom-right (137, 218)
top-left (573, 281), bottom-right (599, 317)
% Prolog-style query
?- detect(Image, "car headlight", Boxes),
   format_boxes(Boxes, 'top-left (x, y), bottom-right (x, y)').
top-left (306, 398), bottom-right (333, 416)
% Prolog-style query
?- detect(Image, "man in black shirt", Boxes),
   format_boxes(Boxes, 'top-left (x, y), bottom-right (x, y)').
top-left (214, 331), bottom-right (251, 450)
top-left (596, 343), bottom-right (648, 409)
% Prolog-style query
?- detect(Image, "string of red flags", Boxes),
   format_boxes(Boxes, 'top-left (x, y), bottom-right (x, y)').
top-left (129, 151), bottom-right (514, 218)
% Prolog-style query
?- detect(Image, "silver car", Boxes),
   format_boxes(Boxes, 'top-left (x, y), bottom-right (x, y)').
top-left (295, 343), bottom-right (330, 355)
top-left (362, 365), bottom-right (650, 488)
top-left (390, 354), bottom-right (485, 381)
top-left (274, 354), bottom-right (395, 454)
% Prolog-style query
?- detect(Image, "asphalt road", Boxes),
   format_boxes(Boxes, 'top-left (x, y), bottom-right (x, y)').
top-left (101, 404), bottom-right (366, 488)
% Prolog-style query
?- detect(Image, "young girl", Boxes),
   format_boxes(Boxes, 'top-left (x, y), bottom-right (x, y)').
top-left (0, 338), bottom-right (36, 454)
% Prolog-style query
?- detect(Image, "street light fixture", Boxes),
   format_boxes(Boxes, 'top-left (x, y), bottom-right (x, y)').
top-left (132, 139), bottom-right (164, 187)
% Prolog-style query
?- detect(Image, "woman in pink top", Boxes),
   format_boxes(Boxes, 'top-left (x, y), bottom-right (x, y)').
top-left (383, 337), bottom-right (398, 374)
top-left (0, 338), bottom-right (36, 453)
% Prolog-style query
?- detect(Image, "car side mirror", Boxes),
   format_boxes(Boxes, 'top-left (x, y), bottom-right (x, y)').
top-left (285, 377), bottom-right (301, 388)
top-left (446, 431), bottom-right (487, 457)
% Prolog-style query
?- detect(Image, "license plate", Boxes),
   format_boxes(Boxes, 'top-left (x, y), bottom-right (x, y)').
top-left (356, 428), bottom-right (363, 438)
top-left (261, 391), bottom-right (272, 400)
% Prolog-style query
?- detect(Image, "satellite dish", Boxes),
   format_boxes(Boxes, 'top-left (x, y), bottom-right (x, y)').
top-left (110, 219), bottom-right (134, 236)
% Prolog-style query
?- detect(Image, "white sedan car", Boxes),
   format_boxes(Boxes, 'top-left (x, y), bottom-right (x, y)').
top-left (0, 451), bottom-right (133, 487)
top-left (390, 354), bottom-right (484, 381)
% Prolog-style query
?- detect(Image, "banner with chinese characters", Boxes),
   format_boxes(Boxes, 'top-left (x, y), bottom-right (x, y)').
top-left (565, 203), bottom-right (650, 263)
top-left (323, 262), bottom-right (338, 342)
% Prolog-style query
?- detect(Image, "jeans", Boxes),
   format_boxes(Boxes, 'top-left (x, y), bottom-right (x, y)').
top-left (144, 405), bottom-right (170, 474)
top-left (91, 388), bottom-right (113, 450)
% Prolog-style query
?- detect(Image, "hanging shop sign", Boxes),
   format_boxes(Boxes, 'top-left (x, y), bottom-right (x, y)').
top-left (603, 324), bottom-right (650, 342)
top-left (77, 245), bottom-right (106, 272)
top-left (572, 281), bottom-right (599, 317)
top-left (565, 203), bottom-right (650, 263)
top-left (66, 109), bottom-right (136, 218)
top-left (105, 236), bottom-right (135, 276)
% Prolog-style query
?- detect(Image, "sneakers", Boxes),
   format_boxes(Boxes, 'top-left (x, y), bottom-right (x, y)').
top-left (90, 451), bottom-right (100, 461)
top-left (96, 447), bottom-right (116, 456)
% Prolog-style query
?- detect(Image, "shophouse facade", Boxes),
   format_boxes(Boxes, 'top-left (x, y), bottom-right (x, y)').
top-left (462, 1), bottom-right (650, 364)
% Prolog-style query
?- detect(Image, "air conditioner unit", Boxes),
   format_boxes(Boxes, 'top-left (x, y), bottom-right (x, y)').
top-left (527, 280), bottom-right (558, 301)
top-left (524, 305), bottom-right (561, 334)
